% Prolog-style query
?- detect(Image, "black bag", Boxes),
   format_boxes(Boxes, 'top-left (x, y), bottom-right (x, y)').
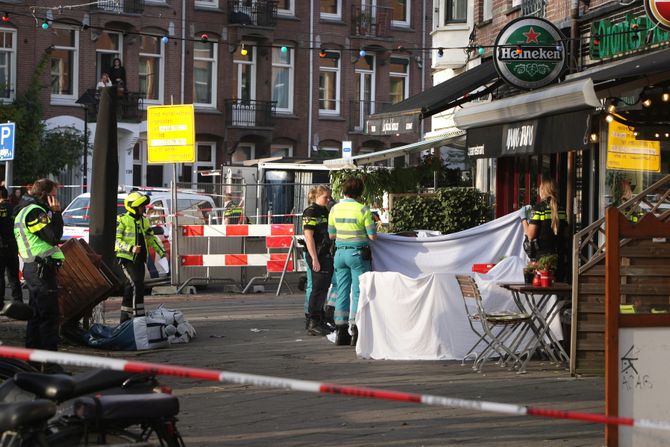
top-left (523, 236), bottom-right (539, 260)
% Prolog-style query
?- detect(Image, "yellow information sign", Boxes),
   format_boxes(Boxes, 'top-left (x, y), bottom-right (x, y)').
top-left (147, 104), bottom-right (195, 163)
top-left (607, 120), bottom-right (660, 172)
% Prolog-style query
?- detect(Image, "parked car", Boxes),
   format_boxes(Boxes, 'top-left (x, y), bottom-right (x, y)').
top-left (61, 190), bottom-right (219, 279)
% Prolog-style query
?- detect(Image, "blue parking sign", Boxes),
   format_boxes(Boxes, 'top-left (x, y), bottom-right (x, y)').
top-left (0, 122), bottom-right (15, 161)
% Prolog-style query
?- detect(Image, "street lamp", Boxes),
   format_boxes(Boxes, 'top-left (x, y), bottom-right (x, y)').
top-left (76, 90), bottom-right (97, 193)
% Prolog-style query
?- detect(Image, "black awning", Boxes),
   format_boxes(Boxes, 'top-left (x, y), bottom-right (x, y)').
top-left (466, 110), bottom-right (590, 159)
top-left (570, 48), bottom-right (670, 86)
top-left (366, 61), bottom-right (499, 135)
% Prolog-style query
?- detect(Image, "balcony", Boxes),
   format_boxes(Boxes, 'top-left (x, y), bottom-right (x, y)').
top-left (227, 0), bottom-right (277, 27)
top-left (224, 99), bottom-right (276, 128)
top-left (349, 100), bottom-right (389, 132)
top-left (91, 0), bottom-right (144, 14)
top-left (350, 4), bottom-right (392, 38)
top-left (521, 0), bottom-right (545, 17)
top-left (81, 88), bottom-right (144, 123)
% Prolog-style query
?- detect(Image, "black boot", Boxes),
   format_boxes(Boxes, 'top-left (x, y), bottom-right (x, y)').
top-left (350, 325), bottom-right (358, 347)
top-left (335, 325), bottom-right (351, 346)
top-left (307, 318), bottom-right (328, 336)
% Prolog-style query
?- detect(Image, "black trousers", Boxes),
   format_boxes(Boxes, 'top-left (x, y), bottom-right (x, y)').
top-left (119, 258), bottom-right (146, 322)
top-left (23, 262), bottom-right (59, 351)
top-left (305, 253), bottom-right (333, 319)
top-left (0, 247), bottom-right (22, 303)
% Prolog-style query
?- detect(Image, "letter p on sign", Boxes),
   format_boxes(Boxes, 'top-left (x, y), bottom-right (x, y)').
top-left (0, 122), bottom-right (15, 161)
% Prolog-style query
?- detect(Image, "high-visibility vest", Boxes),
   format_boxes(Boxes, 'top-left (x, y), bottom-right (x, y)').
top-left (328, 199), bottom-right (376, 244)
top-left (13, 203), bottom-right (64, 262)
top-left (115, 212), bottom-right (165, 261)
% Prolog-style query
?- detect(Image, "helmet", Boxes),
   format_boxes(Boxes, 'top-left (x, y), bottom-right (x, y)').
top-left (124, 191), bottom-right (149, 215)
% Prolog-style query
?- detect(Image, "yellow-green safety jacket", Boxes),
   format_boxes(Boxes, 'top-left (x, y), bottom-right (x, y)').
top-left (115, 213), bottom-right (165, 261)
top-left (327, 198), bottom-right (376, 247)
top-left (14, 203), bottom-right (65, 262)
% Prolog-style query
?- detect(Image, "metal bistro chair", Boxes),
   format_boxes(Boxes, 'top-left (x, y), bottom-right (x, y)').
top-left (456, 275), bottom-right (531, 372)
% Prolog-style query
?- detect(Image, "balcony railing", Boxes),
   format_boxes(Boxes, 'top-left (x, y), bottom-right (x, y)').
top-left (350, 4), bottom-right (392, 38)
top-left (91, 0), bottom-right (144, 14)
top-left (224, 99), bottom-right (276, 128)
top-left (227, 0), bottom-right (277, 27)
top-left (521, 0), bottom-right (545, 17)
top-left (349, 100), bottom-right (389, 132)
top-left (82, 88), bottom-right (144, 123)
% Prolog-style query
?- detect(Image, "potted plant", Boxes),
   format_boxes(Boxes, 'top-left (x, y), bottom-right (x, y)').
top-left (523, 261), bottom-right (538, 284)
top-left (536, 254), bottom-right (558, 287)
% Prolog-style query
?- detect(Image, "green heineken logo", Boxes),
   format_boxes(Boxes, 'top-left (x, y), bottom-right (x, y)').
top-left (494, 17), bottom-right (567, 90)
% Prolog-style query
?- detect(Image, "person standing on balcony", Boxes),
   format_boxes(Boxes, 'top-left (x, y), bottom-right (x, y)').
top-left (97, 72), bottom-right (113, 90)
top-left (109, 58), bottom-right (127, 94)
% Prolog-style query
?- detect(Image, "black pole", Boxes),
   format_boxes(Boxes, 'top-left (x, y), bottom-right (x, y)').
top-left (83, 105), bottom-right (88, 193)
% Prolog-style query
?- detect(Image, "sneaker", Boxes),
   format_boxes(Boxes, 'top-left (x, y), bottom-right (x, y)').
top-left (307, 319), bottom-right (328, 336)
top-left (335, 325), bottom-right (352, 345)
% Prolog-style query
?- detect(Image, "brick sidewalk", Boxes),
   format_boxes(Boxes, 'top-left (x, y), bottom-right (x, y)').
top-left (1, 292), bottom-right (605, 446)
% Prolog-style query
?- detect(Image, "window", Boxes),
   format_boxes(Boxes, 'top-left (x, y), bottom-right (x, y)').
top-left (389, 57), bottom-right (409, 104)
top-left (271, 144), bottom-right (293, 158)
top-left (193, 39), bottom-right (218, 107)
top-left (277, 0), bottom-right (294, 15)
top-left (318, 51), bottom-right (340, 114)
top-left (96, 32), bottom-right (122, 84)
top-left (181, 143), bottom-right (216, 186)
top-left (313, 146), bottom-right (339, 160)
top-left (232, 144), bottom-right (255, 163)
top-left (50, 27), bottom-right (79, 100)
top-left (0, 28), bottom-right (16, 101)
top-left (139, 35), bottom-right (164, 103)
top-left (234, 44), bottom-right (256, 101)
top-left (482, 0), bottom-right (492, 21)
top-left (272, 46), bottom-right (294, 113)
top-left (445, 0), bottom-right (467, 23)
top-left (320, 0), bottom-right (341, 19)
top-left (132, 143), bottom-right (144, 186)
top-left (195, 0), bottom-right (218, 7)
top-left (392, 0), bottom-right (410, 27)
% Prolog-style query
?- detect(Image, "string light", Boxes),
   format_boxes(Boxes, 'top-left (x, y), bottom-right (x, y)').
top-left (1, 13), bottom-right (9, 23)
top-left (200, 33), bottom-right (208, 42)
top-left (515, 46), bottom-right (523, 55)
top-left (607, 99), bottom-right (617, 114)
top-left (478, 47), bottom-right (485, 55)
top-left (605, 114), bottom-right (614, 123)
top-left (437, 47), bottom-right (443, 57)
top-left (359, 49), bottom-right (366, 57)
top-left (41, 20), bottom-right (49, 30)
top-left (161, 36), bottom-right (169, 44)
top-left (662, 90), bottom-right (670, 102)
top-left (319, 48), bottom-right (327, 58)
top-left (240, 44), bottom-right (248, 56)
top-left (280, 46), bottom-right (287, 53)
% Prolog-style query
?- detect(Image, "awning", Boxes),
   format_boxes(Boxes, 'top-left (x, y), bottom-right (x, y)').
top-left (466, 110), bottom-right (590, 159)
top-left (323, 133), bottom-right (463, 169)
top-left (567, 47), bottom-right (670, 86)
top-left (454, 78), bottom-right (600, 130)
top-left (365, 61), bottom-right (499, 135)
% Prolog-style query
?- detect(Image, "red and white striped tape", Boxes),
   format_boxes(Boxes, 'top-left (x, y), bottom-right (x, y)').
top-left (182, 224), bottom-right (294, 237)
top-left (180, 253), bottom-right (292, 272)
top-left (0, 346), bottom-right (668, 433)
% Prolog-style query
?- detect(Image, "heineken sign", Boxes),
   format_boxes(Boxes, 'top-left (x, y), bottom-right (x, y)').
top-left (494, 17), bottom-right (567, 90)
top-left (645, 0), bottom-right (670, 31)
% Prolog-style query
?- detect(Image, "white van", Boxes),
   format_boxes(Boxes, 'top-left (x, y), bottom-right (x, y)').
top-left (61, 190), bottom-right (218, 278)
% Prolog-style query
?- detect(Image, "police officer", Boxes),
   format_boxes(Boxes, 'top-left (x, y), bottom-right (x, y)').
top-left (13, 179), bottom-right (64, 352)
top-left (328, 177), bottom-right (377, 346)
top-left (0, 186), bottom-right (22, 306)
top-left (223, 193), bottom-right (244, 225)
top-left (116, 191), bottom-right (165, 323)
top-left (302, 185), bottom-right (334, 336)
top-left (521, 178), bottom-right (570, 282)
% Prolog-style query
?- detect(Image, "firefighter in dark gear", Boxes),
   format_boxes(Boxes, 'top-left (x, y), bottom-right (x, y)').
top-left (0, 186), bottom-right (22, 306)
top-left (13, 179), bottom-right (64, 352)
top-left (116, 191), bottom-right (165, 323)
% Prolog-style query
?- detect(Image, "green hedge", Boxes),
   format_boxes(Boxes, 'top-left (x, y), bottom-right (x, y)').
top-left (390, 187), bottom-right (493, 234)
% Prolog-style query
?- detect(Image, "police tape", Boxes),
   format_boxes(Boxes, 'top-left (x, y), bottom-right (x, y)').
top-left (0, 346), bottom-right (667, 432)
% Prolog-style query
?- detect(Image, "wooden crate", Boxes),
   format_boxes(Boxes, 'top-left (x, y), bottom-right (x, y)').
top-left (57, 239), bottom-right (121, 326)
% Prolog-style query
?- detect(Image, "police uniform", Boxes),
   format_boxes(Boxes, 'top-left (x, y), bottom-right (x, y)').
top-left (0, 198), bottom-right (21, 304)
top-left (327, 198), bottom-right (376, 345)
top-left (13, 195), bottom-right (64, 351)
top-left (223, 200), bottom-right (243, 225)
top-left (116, 192), bottom-right (165, 323)
top-left (529, 200), bottom-right (569, 281)
top-left (302, 202), bottom-right (334, 335)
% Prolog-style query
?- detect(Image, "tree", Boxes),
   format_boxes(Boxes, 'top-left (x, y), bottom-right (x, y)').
top-left (0, 51), bottom-right (84, 185)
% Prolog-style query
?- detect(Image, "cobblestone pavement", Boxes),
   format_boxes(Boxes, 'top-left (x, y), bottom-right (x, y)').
top-left (0, 291), bottom-right (605, 446)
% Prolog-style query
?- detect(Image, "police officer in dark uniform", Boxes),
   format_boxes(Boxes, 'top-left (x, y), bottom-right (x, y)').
top-left (13, 179), bottom-right (64, 353)
top-left (0, 186), bottom-right (22, 306)
top-left (302, 185), bottom-right (334, 336)
top-left (521, 178), bottom-right (570, 282)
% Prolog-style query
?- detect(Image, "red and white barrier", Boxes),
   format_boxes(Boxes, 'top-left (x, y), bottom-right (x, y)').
top-left (180, 224), bottom-right (294, 273)
top-left (0, 346), bottom-right (668, 433)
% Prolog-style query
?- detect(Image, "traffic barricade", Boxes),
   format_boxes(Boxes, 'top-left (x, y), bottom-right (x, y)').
top-left (179, 224), bottom-right (296, 294)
